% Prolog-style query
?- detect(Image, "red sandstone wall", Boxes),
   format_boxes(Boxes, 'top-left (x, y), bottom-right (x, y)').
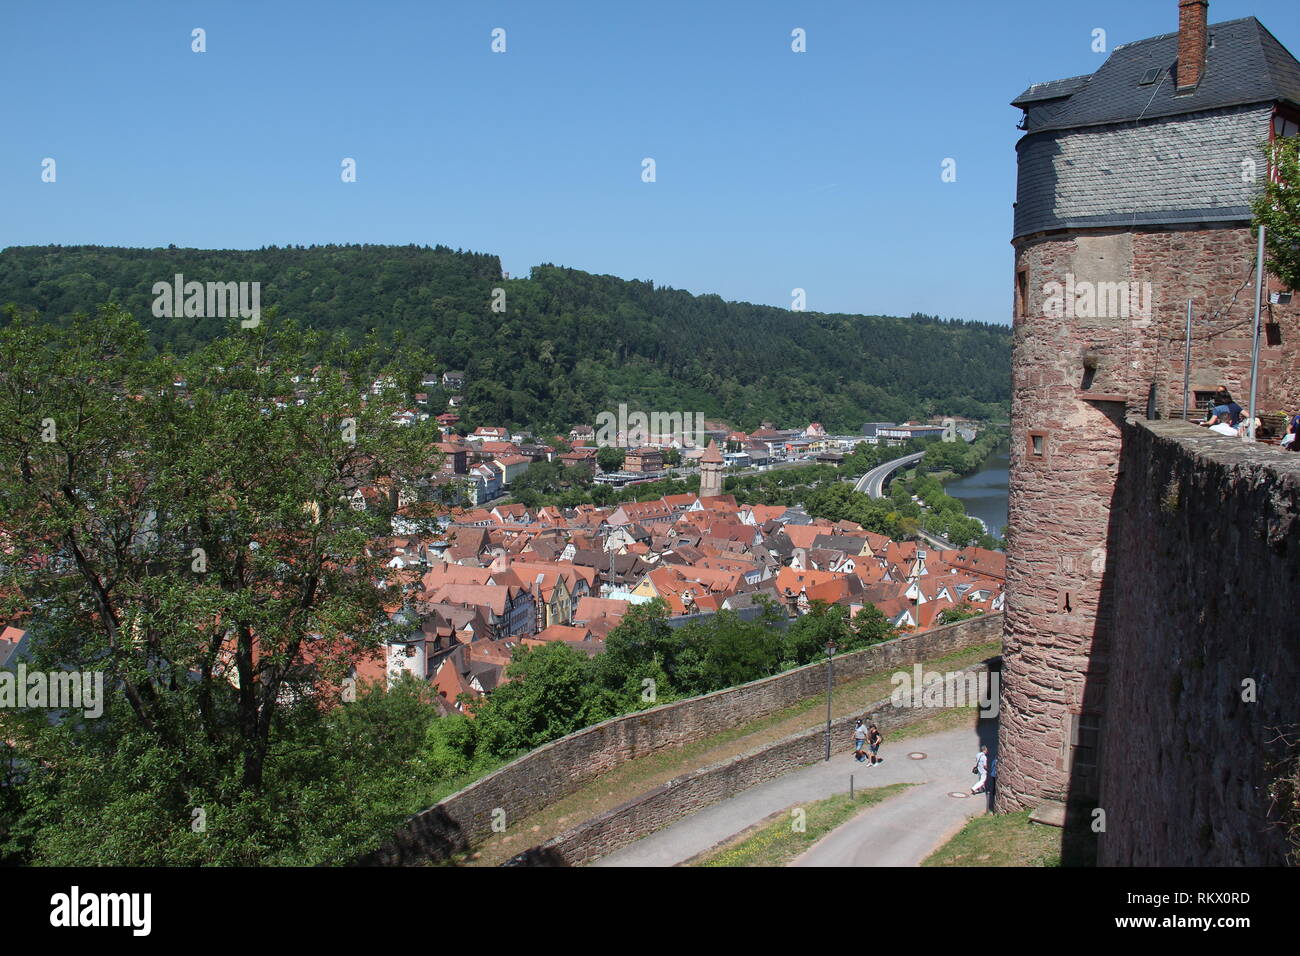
top-left (998, 224), bottom-right (1300, 814)
top-left (1099, 420), bottom-right (1299, 864)
top-left (1136, 229), bottom-right (1300, 417)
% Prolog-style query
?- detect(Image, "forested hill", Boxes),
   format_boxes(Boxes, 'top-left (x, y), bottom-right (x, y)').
top-left (0, 244), bottom-right (1010, 433)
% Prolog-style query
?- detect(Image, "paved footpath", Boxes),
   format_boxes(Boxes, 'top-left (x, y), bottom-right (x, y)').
top-left (594, 723), bottom-right (992, 867)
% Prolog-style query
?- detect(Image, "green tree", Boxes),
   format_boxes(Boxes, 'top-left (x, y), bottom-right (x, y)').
top-left (597, 446), bottom-right (626, 473)
top-left (480, 642), bottom-right (605, 750)
top-left (783, 601), bottom-right (851, 666)
top-left (595, 600), bottom-right (684, 693)
top-left (847, 604), bottom-right (898, 648)
top-left (691, 611), bottom-right (784, 692)
top-left (1251, 136), bottom-right (1300, 291)
top-left (937, 605), bottom-right (984, 626)
top-left (0, 306), bottom-right (442, 863)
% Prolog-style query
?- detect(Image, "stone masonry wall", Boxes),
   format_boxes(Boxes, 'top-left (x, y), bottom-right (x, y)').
top-left (999, 223), bottom-right (1299, 813)
top-left (1097, 420), bottom-right (1300, 865)
top-left (358, 612), bottom-right (1002, 865)
top-left (504, 660), bottom-right (998, 867)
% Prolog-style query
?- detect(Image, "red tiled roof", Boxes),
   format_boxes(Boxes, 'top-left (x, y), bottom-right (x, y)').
top-left (573, 596), bottom-right (632, 623)
top-left (534, 624), bottom-right (593, 643)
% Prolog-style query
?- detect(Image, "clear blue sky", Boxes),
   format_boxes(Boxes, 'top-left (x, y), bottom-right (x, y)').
top-left (2, 0), bottom-right (1296, 326)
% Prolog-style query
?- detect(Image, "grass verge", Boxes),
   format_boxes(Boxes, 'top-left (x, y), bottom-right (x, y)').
top-left (922, 810), bottom-right (1063, 867)
top-left (688, 783), bottom-right (914, 867)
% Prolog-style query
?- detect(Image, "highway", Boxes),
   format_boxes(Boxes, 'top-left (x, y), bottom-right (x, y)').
top-left (852, 451), bottom-right (957, 550)
top-left (854, 451), bottom-right (925, 498)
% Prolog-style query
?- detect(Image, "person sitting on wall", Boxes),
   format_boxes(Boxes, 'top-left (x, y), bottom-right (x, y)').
top-left (1202, 385), bottom-right (1235, 423)
top-left (1201, 401), bottom-right (1243, 431)
top-left (1208, 415), bottom-right (1239, 437)
top-left (1285, 413), bottom-right (1300, 450)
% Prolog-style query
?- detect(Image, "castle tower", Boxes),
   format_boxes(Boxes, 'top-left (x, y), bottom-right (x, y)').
top-left (998, 2), bottom-right (1300, 816)
top-left (698, 439), bottom-right (724, 499)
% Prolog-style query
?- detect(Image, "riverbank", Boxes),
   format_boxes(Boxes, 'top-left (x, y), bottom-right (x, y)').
top-left (938, 442), bottom-right (1009, 541)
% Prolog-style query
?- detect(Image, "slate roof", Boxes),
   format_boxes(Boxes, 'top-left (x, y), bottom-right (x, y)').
top-left (1010, 16), bottom-right (1300, 238)
top-left (1013, 17), bottom-right (1300, 133)
top-left (1013, 74), bottom-right (1092, 105)
top-left (722, 587), bottom-right (781, 611)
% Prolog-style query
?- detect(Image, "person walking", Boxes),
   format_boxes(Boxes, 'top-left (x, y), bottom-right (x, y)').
top-left (867, 723), bottom-right (883, 766)
top-left (853, 718), bottom-right (867, 762)
top-left (971, 744), bottom-right (989, 793)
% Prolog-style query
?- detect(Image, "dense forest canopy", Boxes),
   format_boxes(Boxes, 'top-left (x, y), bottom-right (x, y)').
top-left (0, 243), bottom-right (1011, 433)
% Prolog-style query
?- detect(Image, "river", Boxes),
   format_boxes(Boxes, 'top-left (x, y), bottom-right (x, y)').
top-left (942, 444), bottom-right (1009, 540)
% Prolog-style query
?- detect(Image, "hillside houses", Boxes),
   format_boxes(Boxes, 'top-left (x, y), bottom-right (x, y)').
top-left (85, 384), bottom-right (997, 716)
top-left (348, 489), bottom-right (1006, 712)
top-left (2, 464), bottom-right (1005, 720)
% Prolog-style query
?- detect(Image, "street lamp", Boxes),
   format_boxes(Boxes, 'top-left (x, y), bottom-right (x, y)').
top-left (824, 639), bottom-right (837, 761)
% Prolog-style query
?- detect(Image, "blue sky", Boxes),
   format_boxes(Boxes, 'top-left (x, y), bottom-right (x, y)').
top-left (2, 0), bottom-right (1296, 326)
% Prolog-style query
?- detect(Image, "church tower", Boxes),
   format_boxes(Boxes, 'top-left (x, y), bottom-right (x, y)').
top-left (698, 439), bottom-right (724, 499)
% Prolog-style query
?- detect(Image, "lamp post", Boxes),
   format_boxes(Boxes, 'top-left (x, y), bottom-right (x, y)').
top-left (824, 639), bottom-right (837, 761)
top-left (1182, 299), bottom-right (1193, 421)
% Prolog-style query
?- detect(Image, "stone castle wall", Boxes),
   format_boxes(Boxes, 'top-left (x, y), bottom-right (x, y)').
top-left (1097, 420), bottom-right (1299, 864)
top-left (358, 612), bottom-right (1002, 865)
top-left (998, 223), bottom-right (1300, 813)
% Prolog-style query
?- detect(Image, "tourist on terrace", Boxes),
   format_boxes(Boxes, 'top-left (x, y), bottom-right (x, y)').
top-left (867, 723), bottom-right (883, 766)
top-left (1205, 385), bottom-right (1235, 421)
top-left (1202, 399), bottom-right (1243, 435)
top-left (1207, 416), bottom-right (1238, 437)
top-left (1284, 413), bottom-right (1300, 449)
top-left (971, 745), bottom-right (989, 793)
top-left (853, 719), bottom-right (867, 762)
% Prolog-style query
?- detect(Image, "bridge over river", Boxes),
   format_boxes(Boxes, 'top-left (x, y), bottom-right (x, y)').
top-left (851, 450), bottom-right (956, 550)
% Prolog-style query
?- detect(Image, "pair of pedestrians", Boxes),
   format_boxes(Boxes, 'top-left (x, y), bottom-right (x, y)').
top-left (852, 719), bottom-right (883, 766)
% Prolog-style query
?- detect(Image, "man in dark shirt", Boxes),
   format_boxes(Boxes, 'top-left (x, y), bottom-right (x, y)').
top-left (1200, 384), bottom-right (1241, 429)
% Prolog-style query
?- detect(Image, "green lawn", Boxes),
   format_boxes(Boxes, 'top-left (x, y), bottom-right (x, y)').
top-left (688, 783), bottom-right (914, 867)
top-left (922, 810), bottom-right (1065, 867)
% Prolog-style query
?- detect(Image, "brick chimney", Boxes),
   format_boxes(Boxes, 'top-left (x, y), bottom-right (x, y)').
top-left (1176, 0), bottom-right (1209, 90)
